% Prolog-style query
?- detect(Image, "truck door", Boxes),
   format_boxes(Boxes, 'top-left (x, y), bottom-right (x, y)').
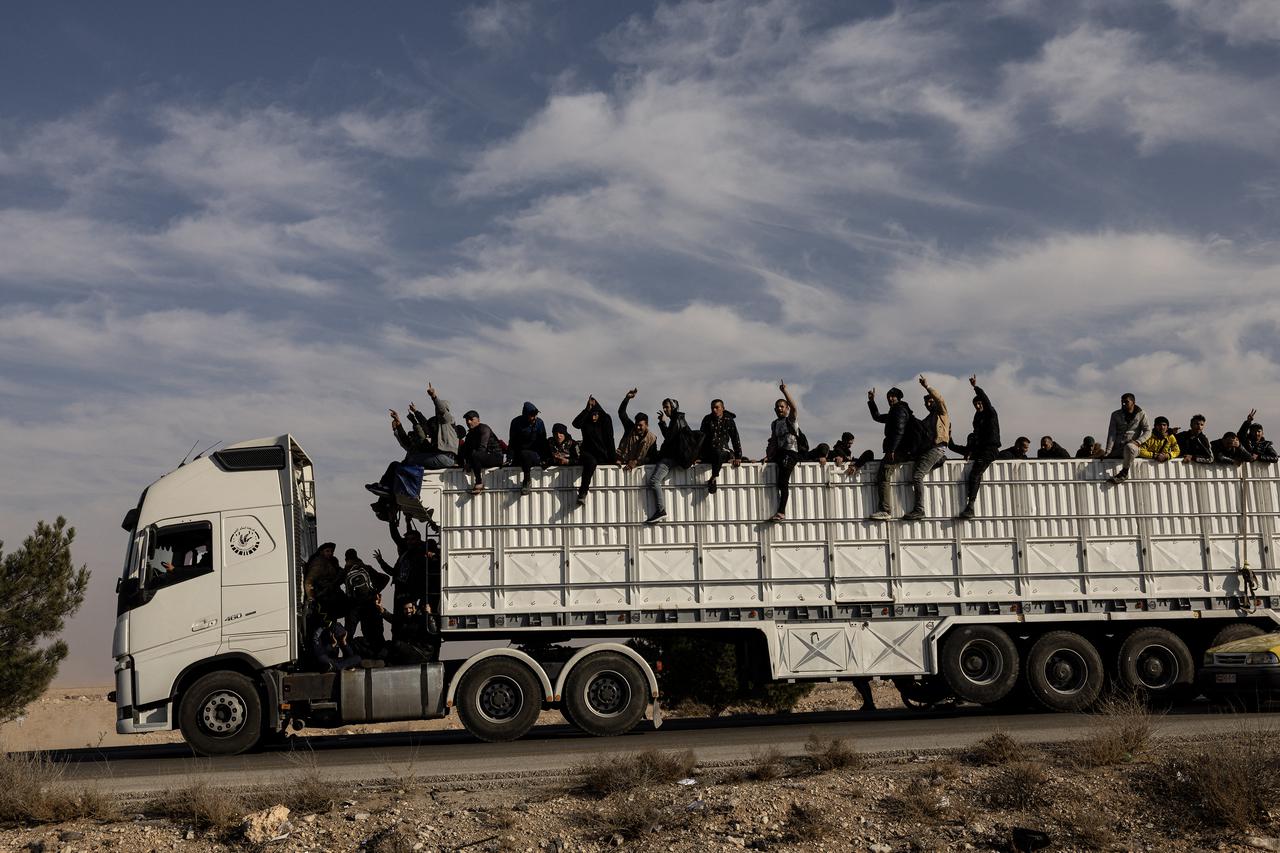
top-left (126, 516), bottom-right (223, 707)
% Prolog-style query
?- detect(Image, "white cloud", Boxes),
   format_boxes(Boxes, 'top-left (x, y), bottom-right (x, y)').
top-left (1166, 0), bottom-right (1280, 45)
top-left (459, 0), bottom-right (534, 49)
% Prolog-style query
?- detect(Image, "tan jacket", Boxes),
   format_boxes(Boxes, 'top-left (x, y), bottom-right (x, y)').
top-left (925, 385), bottom-right (951, 446)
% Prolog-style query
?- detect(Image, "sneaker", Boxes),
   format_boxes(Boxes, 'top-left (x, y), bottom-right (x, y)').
top-left (520, 479), bottom-right (532, 496)
top-left (644, 509), bottom-right (667, 525)
top-left (957, 504), bottom-right (975, 520)
top-left (365, 482), bottom-right (390, 496)
top-left (1108, 470), bottom-right (1129, 485)
top-left (902, 508), bottom-right (925, 521)
top-left (576, 494), bottom-right (586, 508)
top-left (470, 483), bottom-right (485, 495)
top-left (869, 510), bottom-right (893, 521)
top-left (708, 478), bottom-right (718, 494)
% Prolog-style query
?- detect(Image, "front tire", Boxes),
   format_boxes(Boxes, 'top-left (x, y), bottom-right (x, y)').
top-left (939, 625), bottom-right (1020, 705)
top-left (456, 658), bottom-right (543, 742)
top-left (1025, 631), bottom-right (1104, 712)
top-left (562, 652), bottom-right (648, 737)
top-left (178, 671), bottom-right (263, 757)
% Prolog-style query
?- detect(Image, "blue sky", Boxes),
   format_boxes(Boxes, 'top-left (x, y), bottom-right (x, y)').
top-left (2, 0), bottom-right (1279, 683)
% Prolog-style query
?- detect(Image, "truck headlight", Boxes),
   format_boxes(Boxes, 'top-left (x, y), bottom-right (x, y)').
top-left (1246, 652), bottom-right (1280, 665)
top-left (1203, 652), bottom-right (1214, 666)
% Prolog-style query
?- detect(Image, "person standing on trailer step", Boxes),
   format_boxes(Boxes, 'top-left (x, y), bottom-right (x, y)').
top-left (1104, 392), bottom-right (1150, 484)
top-left (699, 398), bottom-right (743, 494)
top-left (896, 375), bottom-right (950, 521)
top-left (645, 397), bottom-right (699, 524)
top-left (1138, 417), bottom-right (1180, 466)
top-left (572, 396), bottom-right (616, 506)
top-left (957, 375), bottom-right (1001, 520)
top-left (1177, 415), bottom-right (1213, 464)
top-left (373, 514), bottom-right (426, 610)
top-left (380, 598), bottom-right (441, 664)
top-left (304, 542), bottom-right (348, 618)
top-left (459, 410), bottom-right (503, 495)
top-left (617, 389), bottom-right (658, 469)
top-left (868, 386), bottom-right (917, 521)
top-left (1240, 410), bottom-right (1279, 463)
top-left (508, 401), bottom-right (550, 496)
top-left (1037, 436), bottom-right (1072, 459)
top-left (548, 423), bottom-right (579, 467)
top-left (765, 381), bottom-right (801, 522)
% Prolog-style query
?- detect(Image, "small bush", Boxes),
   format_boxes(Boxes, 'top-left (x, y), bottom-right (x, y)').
top-left (578, 796), bottom-right (666, 841)
top-left (147, 780), bottom-right (242, 833)
top-left (967, 731), bottom-right (1026, 766)
top-left (804, 734), bottom-right (863, 772)
top-left (742, 747), bottom-right (787, 782)
top-left (882, 777), bottom-right (946, 823)
top-left (573, 749), bottom-right (697, 797)
top-left (1155, 734), bottom-right (1280, 831)
top-left (0, 752), bottom-right (118, 825)
top-left (986, 761), bottom-right (1050, 810)
top-left (367, 823), bottom-right (419, 853)
top-left (1070, 816), bottom-right (1116, 850)
top-left (779, 801), bottom-right (835, 842)
top-left (1071, 692), bottom-right (1157, 769)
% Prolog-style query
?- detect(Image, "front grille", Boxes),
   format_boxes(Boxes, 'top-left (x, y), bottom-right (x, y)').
top-left (1213, 653), bottom-right (1249, 666)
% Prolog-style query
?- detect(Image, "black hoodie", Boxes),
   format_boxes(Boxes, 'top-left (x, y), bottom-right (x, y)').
top-left (869, 398), bottom-right (915, 456)
top-left (572, 402), bottom-right (616, 461)
top-left (658, 400), bottom-right (698, 466)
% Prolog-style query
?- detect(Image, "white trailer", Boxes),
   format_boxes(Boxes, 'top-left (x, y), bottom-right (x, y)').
top-left (112, 435), bottom-right (1279, 755)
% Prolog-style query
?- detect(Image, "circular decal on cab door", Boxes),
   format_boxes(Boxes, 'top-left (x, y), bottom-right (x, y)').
top-left (229, 526), bottom-right (262, 556)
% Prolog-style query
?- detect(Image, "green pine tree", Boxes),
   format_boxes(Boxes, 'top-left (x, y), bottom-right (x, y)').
top-left (0, 517), bottom-right (91, 721)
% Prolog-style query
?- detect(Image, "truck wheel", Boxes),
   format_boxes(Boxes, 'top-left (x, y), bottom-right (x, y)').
top-left (1115, 627), bottom-right (1194, 703)
top-left (939, 626), bottom-right (1019, 705)
top-left (1025, 631), bottom-right (1104, 712)
top-left (178, 671), bottom-right (263, 757)
top-left (559, 702), bottom-right (581, 731)
top-left (562, 652), bottom-right (648, 737)
top-left (1210, 622), bottom-right (1265, 649)
top-left (456, 658), bottom-right (543, 742)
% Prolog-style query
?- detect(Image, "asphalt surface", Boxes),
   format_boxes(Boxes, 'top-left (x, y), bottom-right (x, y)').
top-left (44, 703), bottom-right (1276, 794)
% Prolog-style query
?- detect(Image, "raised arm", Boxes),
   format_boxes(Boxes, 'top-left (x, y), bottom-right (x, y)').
top-left (618, 389), bottom-right (637, 432)
top-left (780, 380), bottom-right (797, 419)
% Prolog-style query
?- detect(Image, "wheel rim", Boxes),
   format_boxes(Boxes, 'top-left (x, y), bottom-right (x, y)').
top-left (200, 690), bottom-right (247, 736)
top-left (1043, 648), bottom-right (1089, 695)
top-left (476, 675), bottom-right (524, 724)
top-left (1134, 643), bottom-right (1179, 690)
top-left (583, 670), bottom-right (631, 718)
top-left (959, 639), bottom-right (1004, 686)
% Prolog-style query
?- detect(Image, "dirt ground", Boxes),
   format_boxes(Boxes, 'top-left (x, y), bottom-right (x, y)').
top-left (1, 681), bottom-right (901, 752)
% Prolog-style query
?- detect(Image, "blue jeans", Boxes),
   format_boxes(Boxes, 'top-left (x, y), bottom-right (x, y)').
top-left (648, 461), bottom-right (672, 514)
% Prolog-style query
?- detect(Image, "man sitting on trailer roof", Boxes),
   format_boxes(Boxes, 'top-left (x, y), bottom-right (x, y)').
top-left (617, 388), bottom-right (658, 469)
top-left (1137, 417), bottom-right (1180, 466)
top-left (1213, 431), bottom-right (1255, 466)
top-left (1240, 411), bottom-right (1278, 463)
top-left (1104, 392), bottom-right (1151, 484)
top-left (460, 410), bottom-right (504, 495)
top-left (509, 402), bottom-right (550, 496)
top-left (573, 395), bottom-right (616, 506)
top-left (867, 386), bottom-right (917, 521)
top-left (1178, 415), bottom-right (1213, 464)
top-left (1037, 436), bottom-right (1072, 459)
top-left (998, 437), bottom-right (1031, 460)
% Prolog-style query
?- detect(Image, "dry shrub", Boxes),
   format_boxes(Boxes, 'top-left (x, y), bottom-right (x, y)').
top-left (882, 778), bottom-right (947, 823)
top-left (804, 734), bottom-right (864, 772)
top-left (1071, 692), bottom-right (1157, 769)
top-left (985, 761), bottom-right (1050, 810)
top-left (147, 780), bottom-right (243, 832)
top-left (367, 822), bottom-right (419, 853)
top-left (573, 749), bottom-right (697, 797)
top-left (779, 801), bottom-right (835, 842)
top-left (1069, 816), bottom-right (1117, 850)
top-left (929, 759), bottom-right (962, 781)
top-left (281, 767), bottom-right (335, 814)
top-left (1154, 732), bottom-right (1280, 831)
top-left (966, 731), bottom-right (1026, 766)
top-left (0, 752), bottom-right (119, 825)
top-left (578, 795), bottom-right (667, 841)
top-left (742, 747), bottom-right (787, 782)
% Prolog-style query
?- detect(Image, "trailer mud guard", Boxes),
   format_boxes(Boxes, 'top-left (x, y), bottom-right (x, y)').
top-left (445, 648), bottom-right (554, 708)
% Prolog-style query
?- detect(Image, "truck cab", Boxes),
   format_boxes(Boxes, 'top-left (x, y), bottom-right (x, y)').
top-left (112, 436), bottom-right (316, 748)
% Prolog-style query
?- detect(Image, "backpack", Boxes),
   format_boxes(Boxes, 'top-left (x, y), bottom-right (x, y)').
top-left (902, 416), bottom-right (927, 460)
top-left (345, 564), bottom-right (377, 602)
top-left (795, 428), bottom-right (810, 456)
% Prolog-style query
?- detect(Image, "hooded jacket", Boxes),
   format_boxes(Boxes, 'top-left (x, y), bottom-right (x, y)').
top-left (971, 386), bottom-right (1001, 451)
top-left (1240, 418), bottom-right (1279, 463)
top-left (869, 398), bottom-right (914, 457)
top-left (508, 402), bottom-right (550, 461)
top-left (548, 424), bottom-right (580, 465)
top-left (658, 400), bottom-right (698, 466)
top-left (572, 402), bottom-right (616, 461)
top-left (699, 410), bottom-right (743, 459)
top-left (408, 394), bottom-right (458, 456)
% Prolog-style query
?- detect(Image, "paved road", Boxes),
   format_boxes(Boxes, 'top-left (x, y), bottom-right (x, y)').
top-left (45, 703), bottom-right (1273, 795)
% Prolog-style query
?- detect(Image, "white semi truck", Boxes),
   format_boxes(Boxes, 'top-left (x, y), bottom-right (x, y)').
top-left (112, 435), bottom-right (1279, 756)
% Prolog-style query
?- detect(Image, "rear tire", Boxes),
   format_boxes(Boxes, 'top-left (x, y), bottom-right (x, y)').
top-left (939, 626), bottom-right (1020, 705)
top-left (1209, 622), bottom-right (1265, 649)
top-left (1025, 631), bottom-right (1104, 712)
top-left (456, 658), bottom-right (543, 742)
top-left (562, 652), bottom-right (648, 737)
top-left (1115, 627), bottom-right (1194, 704)
top-left (178, 671), bottom-right (263, 757)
